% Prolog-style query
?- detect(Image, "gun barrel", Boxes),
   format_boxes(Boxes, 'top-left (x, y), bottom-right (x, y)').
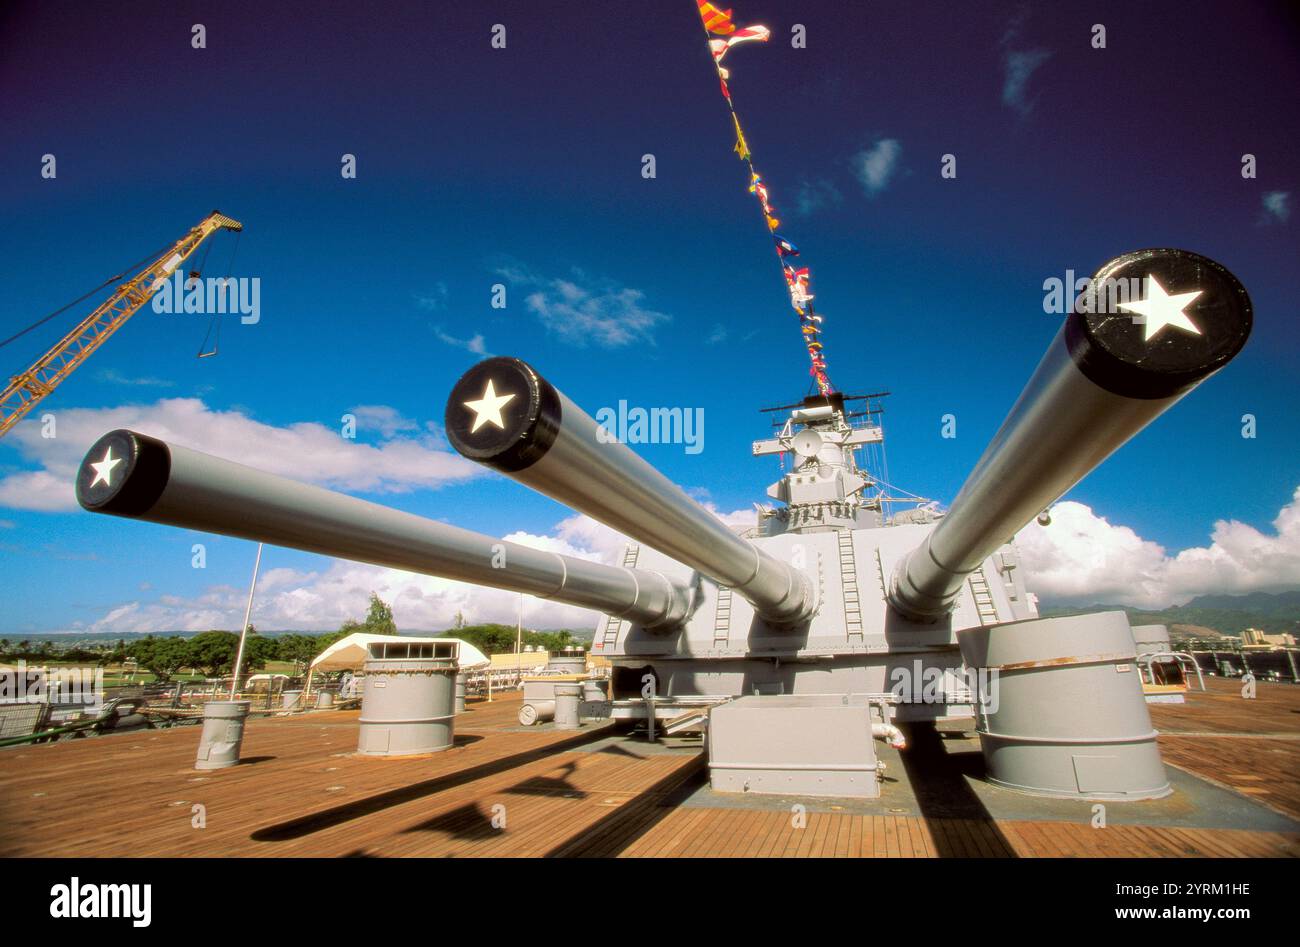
top-left (76, 430), bottom-right (693, 629)
top-left (445, 358), bottom-right (816, 623)
top-left (889, 248), bottom-right (1252, 621)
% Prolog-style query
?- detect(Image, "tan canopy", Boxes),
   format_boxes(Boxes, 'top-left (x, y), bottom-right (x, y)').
top-left (309, 633), bottom-right (490, 673)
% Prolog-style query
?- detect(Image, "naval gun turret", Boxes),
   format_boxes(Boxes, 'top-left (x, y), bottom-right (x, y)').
top-left (76, 247), bottom-right (1251, 801)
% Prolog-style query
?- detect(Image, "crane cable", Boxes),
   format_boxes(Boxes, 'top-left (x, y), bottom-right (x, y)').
top-left (197, 228), bottom-right (242, 358)
top-left (0, 242), bottom-right (174, 351)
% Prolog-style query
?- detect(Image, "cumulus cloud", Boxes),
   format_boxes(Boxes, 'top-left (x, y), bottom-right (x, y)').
top-left (1259, 191), bottom-right (1291, 225)
top-left (495, 265), bottom-right (670, 348)
top-left (999, 11), bottom-right (1052, 116)
top-left (347, 404), bottom-right (419, 438)
top-left (0, 398), bottom-right (480, 512)
top-left (1017, 487), bottom-right (1300, 608)
top-left (73, 505), bottom-right (755, 634)
top-left (853, 139), bottom-right (902, 197)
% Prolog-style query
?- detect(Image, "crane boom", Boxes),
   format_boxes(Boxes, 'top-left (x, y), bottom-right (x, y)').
top-left (0, 211), bottom-right (243, 438)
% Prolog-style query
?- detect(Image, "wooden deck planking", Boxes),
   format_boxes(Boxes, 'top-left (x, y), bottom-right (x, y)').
top-left (1158, 734), bottom-right (1300, 820)
top-left (4, 679), bottom-right (1300, 858)
top-left (1147, 678), bottom-right (1300, 735)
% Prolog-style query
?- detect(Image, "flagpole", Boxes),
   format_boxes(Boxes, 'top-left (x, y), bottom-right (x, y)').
top-left (229, 542), bottom-right (263, 700)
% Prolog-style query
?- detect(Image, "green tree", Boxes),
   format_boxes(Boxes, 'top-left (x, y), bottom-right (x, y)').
top-left (0, 639), bottom-right (10, 656)
top-left (362, 593), bottom-right (398, 635)
top-left (278, 634), bottom-right (324, 673)
top-left (242, 635), bottom-right (277, 673)
top-left (526, 630), bottom-right (575, 653)
top-left (127, 636), bottom-right (190, 683)
top-left (446, 623), bottom-right (522, 656)
top-left (185, 631), bottom-right (241, 677)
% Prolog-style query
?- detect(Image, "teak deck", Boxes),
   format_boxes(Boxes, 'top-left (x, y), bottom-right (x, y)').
top-left (1, 677), bottom-right (1297, 858)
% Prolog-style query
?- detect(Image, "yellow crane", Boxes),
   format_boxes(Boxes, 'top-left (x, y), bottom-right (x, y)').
top-left (0, 211), bottom-right (243, 438)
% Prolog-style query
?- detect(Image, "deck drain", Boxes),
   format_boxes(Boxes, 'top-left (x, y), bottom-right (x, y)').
top-left (325, 785), bottom-right (345, 792)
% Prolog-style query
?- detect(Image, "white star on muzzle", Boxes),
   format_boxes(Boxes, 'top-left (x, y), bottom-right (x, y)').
top-left (1117, 274), bottom-right (1204, 343)
top-left (462, 379), bottom-right (517, 433)
top-left (88, 446), bottom-right (123, 488)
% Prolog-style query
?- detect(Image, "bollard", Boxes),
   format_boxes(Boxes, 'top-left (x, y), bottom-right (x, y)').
top-left (195, 700), bottom-right (251, 770)
top-left (554, 682), bottom-right (583, 730)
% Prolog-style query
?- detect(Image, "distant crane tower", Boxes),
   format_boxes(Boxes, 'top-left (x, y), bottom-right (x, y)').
top-left (0, 211), bottom-right (243, 439)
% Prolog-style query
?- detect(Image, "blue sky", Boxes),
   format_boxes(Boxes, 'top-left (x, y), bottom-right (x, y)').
top-left (1, 0), bottom-right (1297, 634)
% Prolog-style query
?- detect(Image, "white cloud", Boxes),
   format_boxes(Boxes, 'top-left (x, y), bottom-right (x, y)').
top-left (705, 324), bottom-right (728, 345)
top-left (796, 178), bottom-right (842, 215)
top-left (347, 404), bottom-right (418, 438)
top-left (76, 506), bottom-right (755, 634)
top-left (1259, 191), bottom-right (1291, 225)
top-left (433, 327), bottom-right (489, 355)
top-left (999, 11), bottom-right (1052, 115)
top-left (1018, 487), bottom-right (1300, 608)
top-left (496, 265), bottom-right (670, 348)
top-left (853, 139), bottom-right (902, 198)
top-left (97, 368), bottom-right (175, 387)
top-left (1002, 50), bottom-right (1052, 115)
top-left (0, 398), bottom-right (481, 512)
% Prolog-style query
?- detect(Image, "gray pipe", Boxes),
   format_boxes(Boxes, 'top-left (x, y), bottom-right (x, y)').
top-left (75, 431), bottom-right (693, 629)
top-left (890, 248), bottom-right (1252, 622)
top-left (444, 358), bottom-right (815, 624)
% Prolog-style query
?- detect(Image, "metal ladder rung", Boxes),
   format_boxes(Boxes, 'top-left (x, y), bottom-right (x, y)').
top-left (601, 544), bottom-right (642, 647)
top-left (838, 531), bottom-right (865, 640)
top-left (714, 586), bottom-right (733, 644)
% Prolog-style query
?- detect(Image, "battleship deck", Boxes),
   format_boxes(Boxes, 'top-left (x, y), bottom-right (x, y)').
top-left (1, 678), bottom-right (1297, 858)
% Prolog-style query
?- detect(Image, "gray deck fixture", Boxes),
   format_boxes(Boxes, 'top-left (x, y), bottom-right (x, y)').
top-left (357, 640), bottom-right (458, 756)
top-left (1132, 624), bottom-right (1173, 658)
top-left (553, 682), bottom-right (583, 730)
top-left (709, 695), bottom-right (882, 798)
top-left (195, 700), bottom-right (250, 771)
top-left (546, 653), bottom-right (587, 675)
top-left (454, 672), bottom-right (467, 714)
top-left (959, 613), bottom-right (1171, 799)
